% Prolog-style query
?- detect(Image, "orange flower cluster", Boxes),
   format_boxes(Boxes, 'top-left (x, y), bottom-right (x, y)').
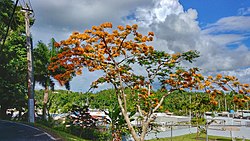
top-left (203, 74), bottom-right (250, 105)
top-left (48, 22), bottom-right (155, 87)
top-left (162, 68), bottom-right (203, 91)
top-left (137, 87), bottom-right (160, 110)
top-left (100, 22), bottom-right (112, 28)
top-left (161, 66), bottom-right (250, 106)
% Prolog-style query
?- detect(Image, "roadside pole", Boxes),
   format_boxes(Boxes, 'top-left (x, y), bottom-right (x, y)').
top-left (189, 94), bottom-right (192, 128)
top-left (23, 6), bottom-right (35, 123)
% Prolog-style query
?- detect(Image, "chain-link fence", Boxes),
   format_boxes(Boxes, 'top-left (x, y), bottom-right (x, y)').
top-left (143, 118), bottom-right (250, 140)
top-left (143, 125), bottom-right (250, 140)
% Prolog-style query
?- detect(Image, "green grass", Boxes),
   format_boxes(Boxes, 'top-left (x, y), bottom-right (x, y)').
top-left (16, 121), bottom-right (250, 141)
top-left (33, 123), bottom-right (89, 141)
top-left (13, 120), bottom-right (88, 141)
top-left (148, 133), bottom-right (250, 141)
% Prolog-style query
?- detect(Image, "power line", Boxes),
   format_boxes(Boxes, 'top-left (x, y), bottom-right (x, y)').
top-left (21, 0), bottom-right (34, 17)
top-left (22, 0), bottom-right (25, 6)
top-left (1, 0), bottom-right (19, 47)
top-left (19, 0), bottom-right (25, 7)
top-left (28, 0), bottom-right (33, 11)
top-left (28, 0), bottom-right (35, 17)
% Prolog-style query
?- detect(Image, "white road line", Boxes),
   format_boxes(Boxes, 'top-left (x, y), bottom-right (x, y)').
top-left (0, 120), bottom-right (57, 140)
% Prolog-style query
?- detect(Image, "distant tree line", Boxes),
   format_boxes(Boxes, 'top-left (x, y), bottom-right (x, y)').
top-left (35, 89), bottom-right (249, 118)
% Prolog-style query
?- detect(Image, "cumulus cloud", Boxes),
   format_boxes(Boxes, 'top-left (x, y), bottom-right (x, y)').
top-left (125, 0), bottom-right (250, 72)
top-left (123, 0), bottom-right (250, 84)
top-left (133, 0), bottom-right (184, 26)
top-left (31, 0), bottom-right (152, 43)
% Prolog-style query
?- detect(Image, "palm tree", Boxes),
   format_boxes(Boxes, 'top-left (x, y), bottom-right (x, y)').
top-left (33, 40), bottom-right (53, 120)
top-left (33, 38), bottom-right (70, 120)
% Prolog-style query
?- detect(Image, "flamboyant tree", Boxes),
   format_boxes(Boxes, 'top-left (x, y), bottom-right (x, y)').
top-left (48, 22), bottom-right (250, 141)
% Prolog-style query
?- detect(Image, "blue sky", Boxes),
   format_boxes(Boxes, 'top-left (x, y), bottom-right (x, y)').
top-left (29, 0), bottom-right (250, 92)
top-left (180, 0), bottom-right (250, 48)
top-left (180, 0), bottom-right (250, 24)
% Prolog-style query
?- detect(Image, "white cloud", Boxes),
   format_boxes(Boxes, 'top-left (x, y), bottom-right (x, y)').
top-left (124, 0), bottom-right (250, 89)
top-left (132, 0), bottom-right (184, 27)
top-left (207, 34), bottom-right (247, 46)
top-left (203, 16), bottom-right (250, 34)
top-left (31, 0), bottom-right (152, 43)
top-left (238, 7), bottom-right (250, 16)
top-left (127, 0), bottom-right (250, 71)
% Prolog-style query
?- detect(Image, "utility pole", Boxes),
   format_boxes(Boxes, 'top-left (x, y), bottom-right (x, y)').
top-left (23, 4), bottom-right (35, 123)
top-left (224, 94), bottom-right (227, 111)
top-left (189, 94), bottom-right (191, 127)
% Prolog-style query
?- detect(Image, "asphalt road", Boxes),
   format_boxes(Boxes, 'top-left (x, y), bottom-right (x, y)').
top-left (0, 120), bottom-right (56, 141)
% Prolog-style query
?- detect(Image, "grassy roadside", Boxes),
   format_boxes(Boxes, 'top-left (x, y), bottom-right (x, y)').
top-left (2, 120), bottom-right (87, 141)
top-left (13, 121), bottom-right (250, 141)
top-left (33, 123), bottom-right (89, 141)
top-left (148, 133), bottom-right (250, 141)
top-left (15, 120), bottom-right (87, 141)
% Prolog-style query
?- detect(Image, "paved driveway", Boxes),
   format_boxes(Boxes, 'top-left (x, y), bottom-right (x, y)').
top-left (0, 120), bottom-right (56, 141)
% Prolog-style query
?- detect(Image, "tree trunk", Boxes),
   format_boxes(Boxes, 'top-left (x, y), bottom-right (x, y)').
top-left (18, 109), bottom-right (22, 120)
top-left (117, 94), bottom-right (140, 141)
top-left (0, 105), bottom-right (7, 119)
top-left (42, 85), bottom-right (49, 120)
top-left (140, 121), bottom-right (150, 141)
